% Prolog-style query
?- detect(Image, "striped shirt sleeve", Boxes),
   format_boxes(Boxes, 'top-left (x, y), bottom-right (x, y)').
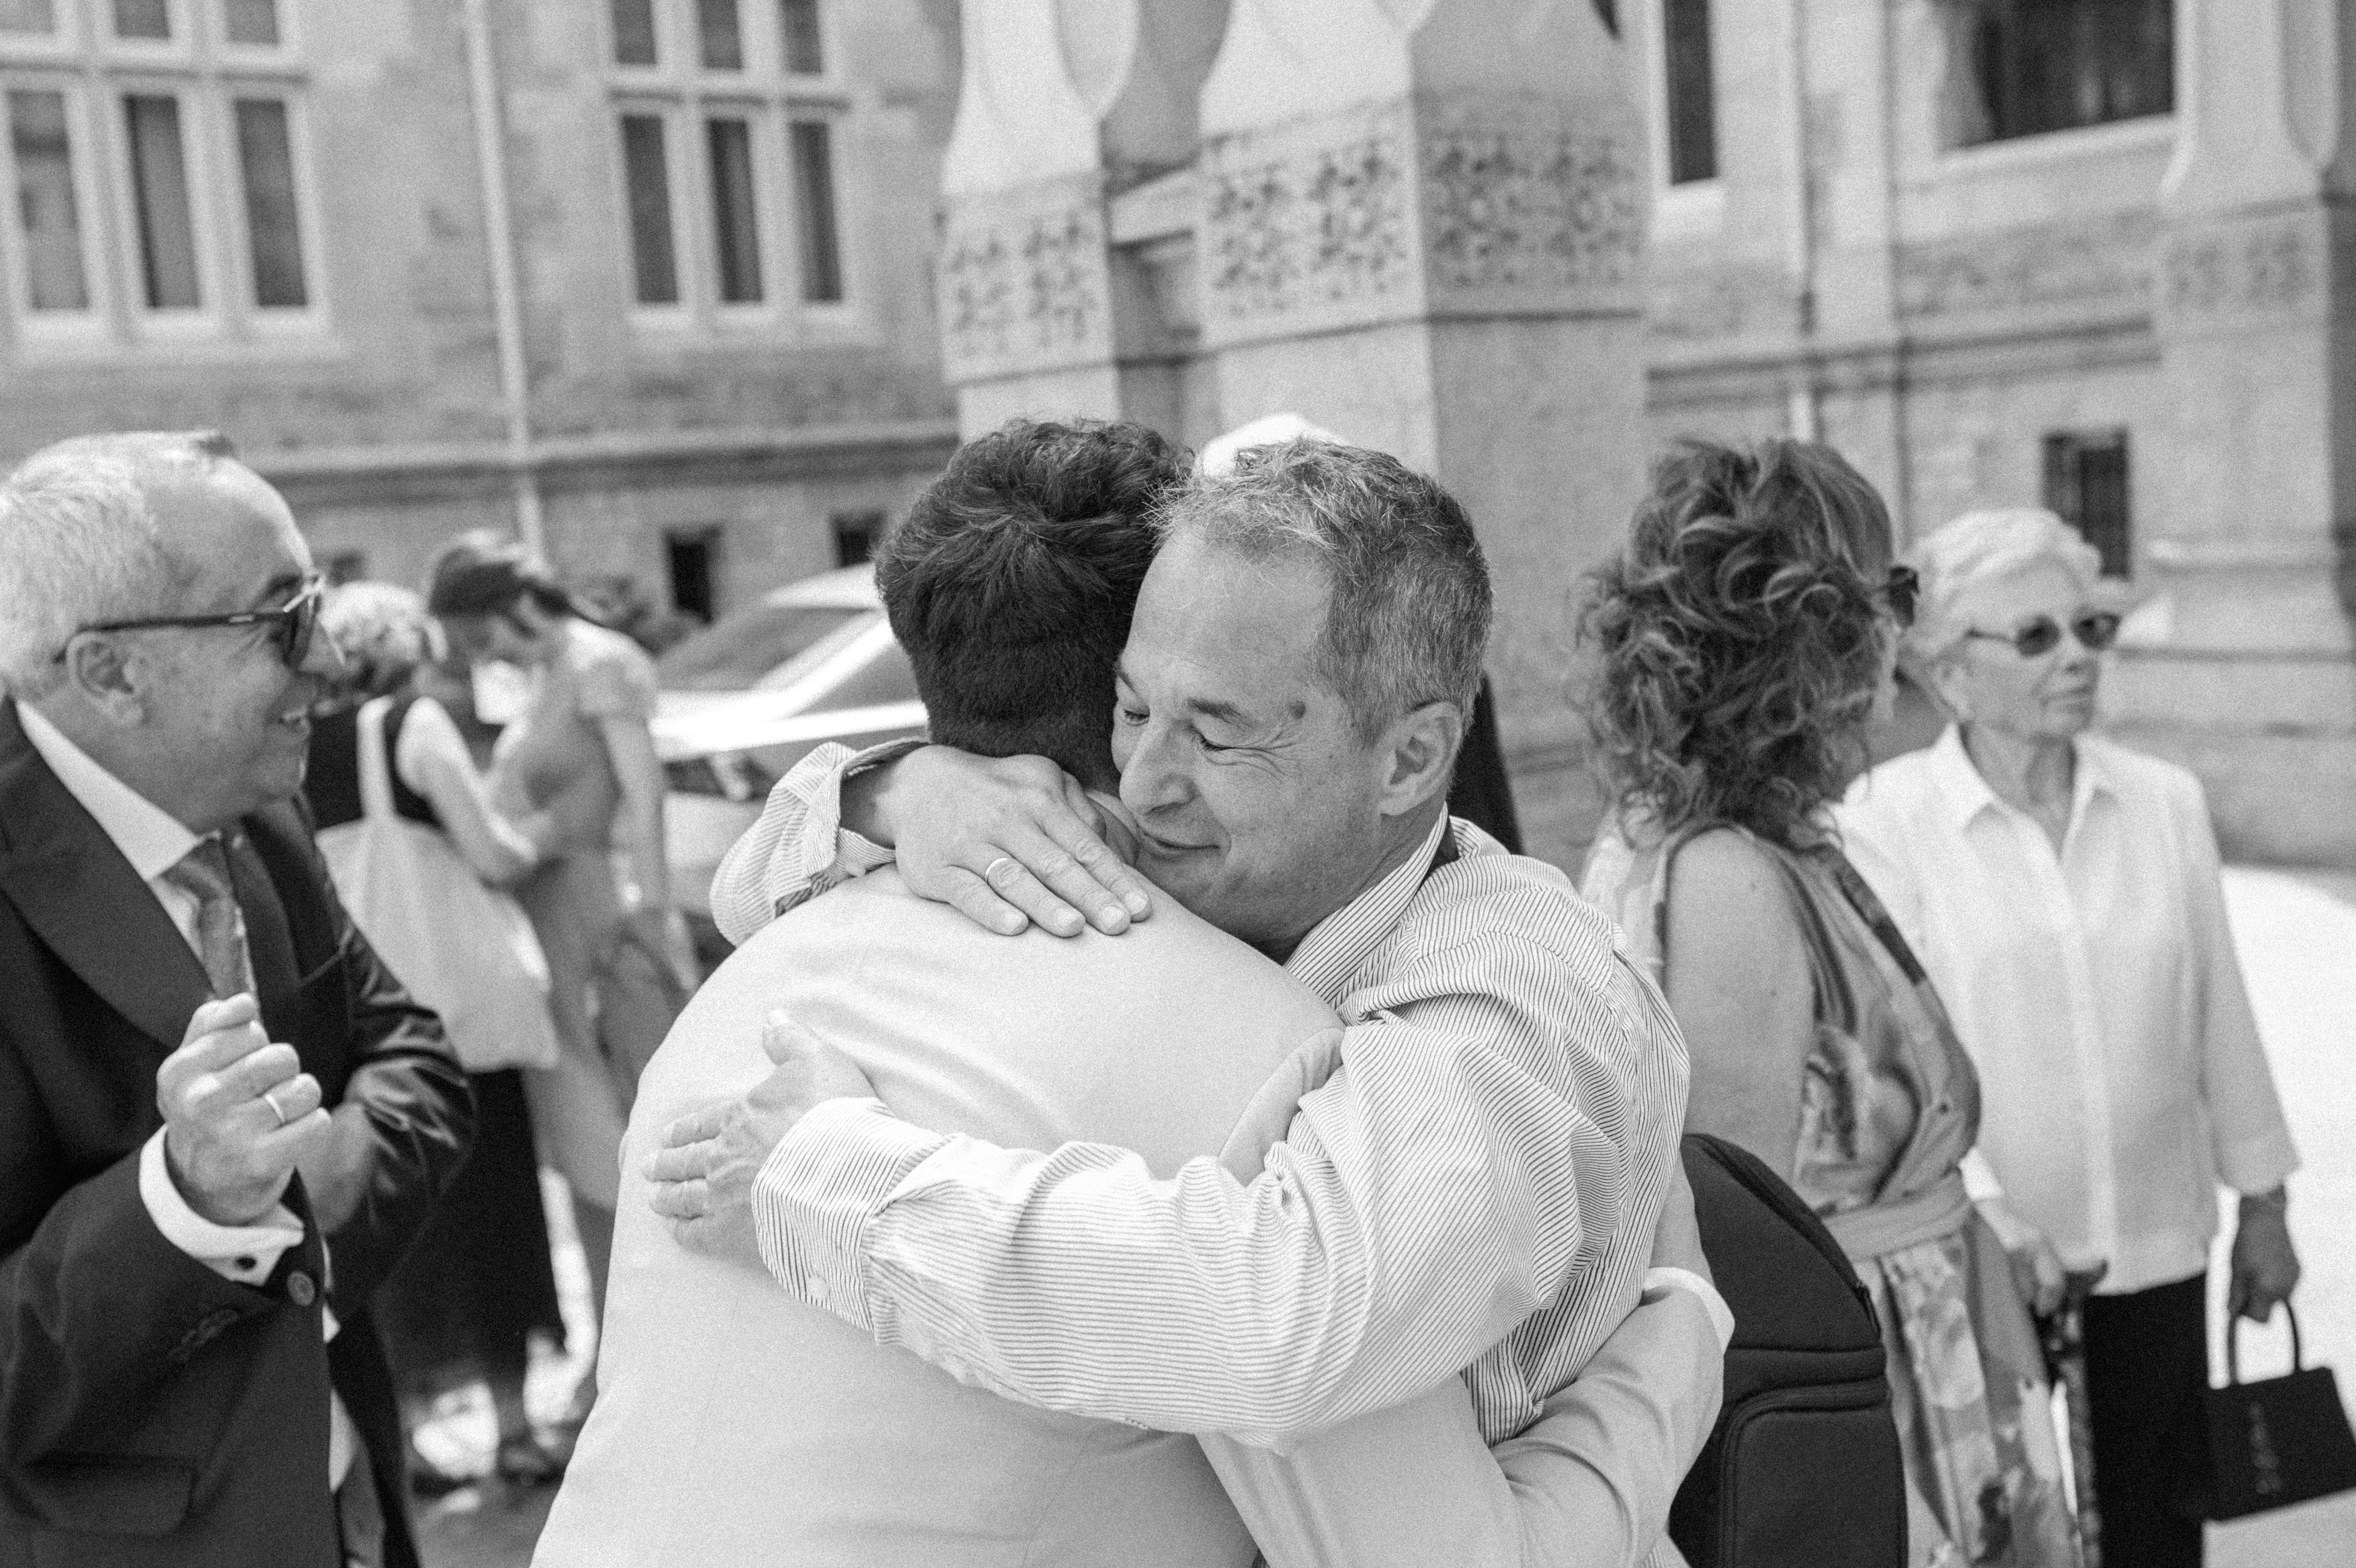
top-left (748, 998), bottom-right (1620, 1447)
top-left (708, 740), bottom-right (912, 946)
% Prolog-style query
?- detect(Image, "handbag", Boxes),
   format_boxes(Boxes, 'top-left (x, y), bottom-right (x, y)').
top-left (318, 696), bottom-right (563, 1074)
top-left (2198, 1304), bottom-right (2356, 1520)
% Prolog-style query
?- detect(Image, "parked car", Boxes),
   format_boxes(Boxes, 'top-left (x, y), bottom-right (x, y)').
top-left (652, 566), bottom-right (925, 945)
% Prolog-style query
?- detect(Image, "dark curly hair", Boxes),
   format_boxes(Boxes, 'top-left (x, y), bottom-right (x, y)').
top-left (1581, 438), bottom-right (1894, 848)
top-left (881, 417), bottom-right (1188, 791)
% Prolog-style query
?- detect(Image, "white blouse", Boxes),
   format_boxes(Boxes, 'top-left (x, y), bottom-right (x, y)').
top-left (1835, 727), bottom-right (2299, 1296)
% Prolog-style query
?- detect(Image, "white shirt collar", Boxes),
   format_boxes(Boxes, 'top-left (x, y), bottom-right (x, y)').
top-left (14, 700), bottom-right (203, 881)
top-left (1926, 723), bottom-right (2114, 835)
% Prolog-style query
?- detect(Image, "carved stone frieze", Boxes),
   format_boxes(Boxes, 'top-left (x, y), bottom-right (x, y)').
top-left (1647, 260), bottom-right (1795, 341)
top-left (1894, 210), bottom-right (2157, 321)
top-left (1419, 99), bottom-right (1644, 312)
top-left (1200, 95), bottom-right (1644, 345)
top-left (2159, 207), bottom-right (2342, 326)
top-left (1201, 102), bottom-right (1418, 342)
top-left (936, 172), bottom-right (1112, 384)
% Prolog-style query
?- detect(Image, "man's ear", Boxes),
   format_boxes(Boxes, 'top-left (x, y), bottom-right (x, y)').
top-left (1375, 700), bottom-right (1465, 819)
top-left (59, 634), bottom-right (151, 725)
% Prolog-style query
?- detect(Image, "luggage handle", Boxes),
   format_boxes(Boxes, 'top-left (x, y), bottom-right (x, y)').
top-left (2227, 1301), bottom-right (2305, 1385)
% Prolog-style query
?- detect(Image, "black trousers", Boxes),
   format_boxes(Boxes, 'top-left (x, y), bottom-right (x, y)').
top-left (2082, 1271), bottom-right (2210, 1568)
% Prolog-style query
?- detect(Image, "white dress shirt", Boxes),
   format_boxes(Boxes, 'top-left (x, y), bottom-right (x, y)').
top-left (715, 743), bottom-right (1695, 1453)
top-left (1836, 727), bottom-right (2299, 1295)
top-left (17, 701), bottom-right (355, 1485)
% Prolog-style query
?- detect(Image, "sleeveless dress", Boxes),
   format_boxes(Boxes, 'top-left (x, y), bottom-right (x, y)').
top-left (1584, 821), bottom-right (2081, 1568)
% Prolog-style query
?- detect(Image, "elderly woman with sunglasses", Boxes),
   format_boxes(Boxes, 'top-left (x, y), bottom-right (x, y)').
top-left (1837, 508), bottom-right (2301, 1568)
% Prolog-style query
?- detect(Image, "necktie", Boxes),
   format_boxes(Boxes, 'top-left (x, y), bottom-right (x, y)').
top-left (162, 837), bottom-right (257, 999)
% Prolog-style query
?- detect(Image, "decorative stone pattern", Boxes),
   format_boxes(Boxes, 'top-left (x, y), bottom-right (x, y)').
top-left (1201, 102), bottom-right (1418, 341)
top-left (2160, 209), bottom-right (2336, 324)
top-left (1200, 97), bottom-right (1645, 344)
top-left (1419, 100), bottom-right (1644, 311)
top-left (1648, 260), bottom-right (1797, 341)
top-left (936, 172), bottom-right (1114, 384)
top-left (1894, 210), bottom-right (2158, 321)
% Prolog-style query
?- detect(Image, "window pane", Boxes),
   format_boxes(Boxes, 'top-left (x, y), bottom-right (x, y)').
top-left (779, 0), bottom-right (823, 74)
top-left (619, 114), bottom-right (679, 304)
top-left (611, 0), bottom-right (657, 66)
top-left (789, 119), bottom-right (841, 302)
top-left (8, 90), bottom-right (89, 310)
top-left (234, 98), bottom-right (306, 307)
top-left (697, 0), bottom-right (743, 70)
top-left (112, 0), bottom-right (170, 39)
top-left (2043, 430), bottom-right (2133, 578)
top-left (705, 117), bottom-right (762, 303)
top-left (123, 94), bottom-right (200, 308)
top-left (0, 0), bottom-right (57, 36)
top-left (223, 0), bottom-right (279, 45)
top-left (1663, 0), bottom-right (1717, 183)
top-left (1956, 0), bottom-right (2173, 145)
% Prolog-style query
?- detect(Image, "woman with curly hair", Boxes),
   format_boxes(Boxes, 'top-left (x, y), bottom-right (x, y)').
top-left (1580, 439), bottom-right (2080, 1568)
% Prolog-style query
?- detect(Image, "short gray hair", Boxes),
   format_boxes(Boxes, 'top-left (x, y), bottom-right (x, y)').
top-left (1159, 439), bottom-right (1491, 741)
top-left (320, 581), bottom-right (440, 701)
top-left (1908, 507), bottom-right (2102, 662)
top-left (0, 431), bottom-right (240, 699)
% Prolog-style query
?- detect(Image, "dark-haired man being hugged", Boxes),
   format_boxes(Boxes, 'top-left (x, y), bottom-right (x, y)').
top-left (539, 420), bottom-right (1723, 1567)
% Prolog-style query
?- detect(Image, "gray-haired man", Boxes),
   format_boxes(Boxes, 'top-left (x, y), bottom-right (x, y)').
top-left (654, 440), bottom-right (1720, 1559)
top-left (0, 433), bottom-right (471, 1568)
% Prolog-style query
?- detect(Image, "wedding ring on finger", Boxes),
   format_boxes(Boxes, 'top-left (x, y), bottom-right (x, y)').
top-left (984, 855), bottom-right (1020, 889)
top-left (263, 1086), bottom-right (291, 1128)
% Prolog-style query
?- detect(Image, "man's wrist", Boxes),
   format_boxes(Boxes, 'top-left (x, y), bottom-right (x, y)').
top-left (841, 748), bottom-right (919, 848)
top-left (2240, 1185), bottom-right (2289, 1218)
top-left (160, 1127), bottom-right (278, 1228)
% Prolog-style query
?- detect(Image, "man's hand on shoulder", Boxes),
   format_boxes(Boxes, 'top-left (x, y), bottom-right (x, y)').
top-left (866, 746), bottom-right (1154, 939)
top-left (648, 1010), bottom-right (880, 1269)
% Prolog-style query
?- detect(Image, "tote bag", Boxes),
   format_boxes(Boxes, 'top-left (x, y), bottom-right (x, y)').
top-left (318, 696), bottom-right (562, 1073)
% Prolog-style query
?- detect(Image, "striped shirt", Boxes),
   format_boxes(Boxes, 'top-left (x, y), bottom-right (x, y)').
top-left (721, 742), bottom-right (1690, 1448)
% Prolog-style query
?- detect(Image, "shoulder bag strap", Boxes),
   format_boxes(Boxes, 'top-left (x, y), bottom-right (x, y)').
top-left (354, 695), bottom-right (396, 823)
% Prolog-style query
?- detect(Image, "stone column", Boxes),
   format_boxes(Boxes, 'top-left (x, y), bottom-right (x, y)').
top-left (934, 0), bottom-right (1227, 436)
top-left (1196, 0), bottom-right (1651, 868)
top-left (2122, 0), bottom-right (2356, 862)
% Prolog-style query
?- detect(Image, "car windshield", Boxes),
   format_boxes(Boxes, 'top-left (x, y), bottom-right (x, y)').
top-left (655, 603), bottom-right (869, 692)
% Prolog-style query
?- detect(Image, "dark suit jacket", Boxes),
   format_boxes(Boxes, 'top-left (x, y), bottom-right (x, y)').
top-left (0, 700), bottom-right (474, 1567)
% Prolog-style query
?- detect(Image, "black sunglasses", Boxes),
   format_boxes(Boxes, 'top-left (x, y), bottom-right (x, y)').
top-left (62, 576), bottom-right (326, 670)
top-left (1965, 609), bottom-right (2121, 659)
top-left (1882, 565), bottom-right (1919, 629)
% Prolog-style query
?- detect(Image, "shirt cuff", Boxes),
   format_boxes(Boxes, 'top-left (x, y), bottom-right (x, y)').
top-left (139, 1129), bottom-right (304, 1287)
top-left (1960, 1148), bottom-right (2005, 1203)
top-left (752, 1096), bottom-right (947, 1331)
top-left (1643, 1266), bottom-right (1736, 1352)
top-left (810, 828), bottom-right (900, 900)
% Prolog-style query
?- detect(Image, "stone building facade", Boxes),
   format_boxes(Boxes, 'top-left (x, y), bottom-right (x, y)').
top-left (928, 0), bottom-right (2356, 872)
top-left (0, 0), bottom-right (962, 618)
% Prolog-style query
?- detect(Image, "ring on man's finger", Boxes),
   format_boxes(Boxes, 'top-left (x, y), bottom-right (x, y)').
top-left (983, 855), bottom-right (1019, 888)
top-left (263, 1086), bottom-right (291, 1128)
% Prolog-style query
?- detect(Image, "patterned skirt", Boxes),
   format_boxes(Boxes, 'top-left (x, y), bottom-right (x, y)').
top-left (1862, 1213), bottom-right (2083, 1568)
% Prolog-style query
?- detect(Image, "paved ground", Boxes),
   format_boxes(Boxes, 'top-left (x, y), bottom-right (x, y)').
top-left (421, 866), bottom-right (2356, 1567)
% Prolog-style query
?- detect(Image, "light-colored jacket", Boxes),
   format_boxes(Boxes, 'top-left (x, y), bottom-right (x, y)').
top-left (534, 868), bottom-right (1342, 1567)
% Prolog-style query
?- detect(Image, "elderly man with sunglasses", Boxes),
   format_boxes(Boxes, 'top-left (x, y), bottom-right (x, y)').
top-left (1838, 507), bottom-right (2301, 1568)
top-left (0, 432), bottom-right (474, 1568)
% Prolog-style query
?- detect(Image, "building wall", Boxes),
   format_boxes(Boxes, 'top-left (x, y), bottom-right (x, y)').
top-left (0, 0), bottom-right (961, 615)
top-left (1628, 0), bottom-right (2356, 867)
